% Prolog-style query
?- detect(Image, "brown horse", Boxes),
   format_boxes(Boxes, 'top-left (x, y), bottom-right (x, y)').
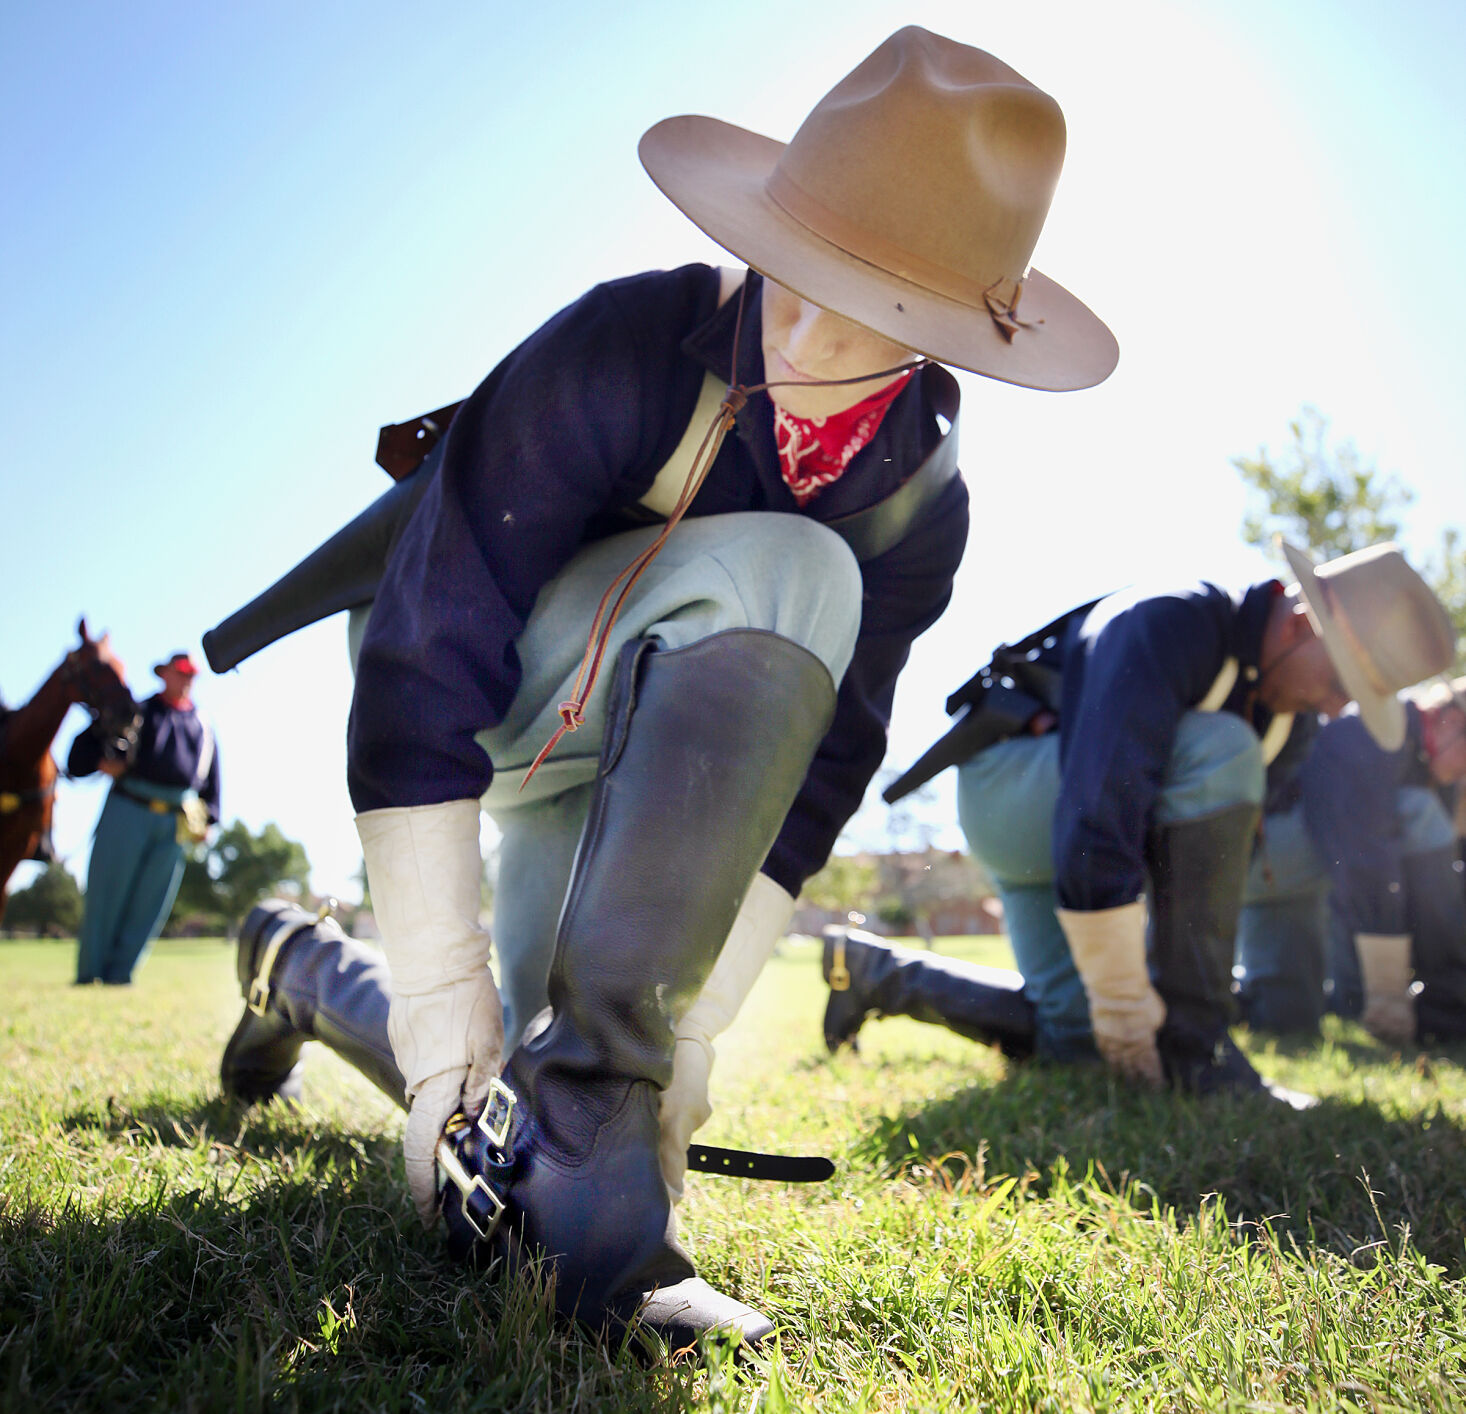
top-left (0, 620), bottom-right (140, 922)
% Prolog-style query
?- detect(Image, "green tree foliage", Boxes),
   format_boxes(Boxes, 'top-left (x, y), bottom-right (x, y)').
top-left (1422, 527), bottom-right (1466, 673)
top-left (1234, 404), bottom-right (1413, 561)
top-left (801, 852), bottom-right (880, 918)
top-left (2, 862), bottom-right (84, 937)
top-left (1236, 406), bottom-right (1466, 671)
top-left (171, 820), bottom-right (311, 934)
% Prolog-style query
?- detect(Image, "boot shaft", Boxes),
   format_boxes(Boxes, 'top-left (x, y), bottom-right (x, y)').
top-left (1147, 803), bottom-right (1260, 1050)
top-left (534, 630), bottom-right (836, 1090)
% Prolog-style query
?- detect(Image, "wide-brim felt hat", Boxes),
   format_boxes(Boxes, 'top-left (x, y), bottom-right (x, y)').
top-left (153, 651), bottom-right (199, 679)
top-left (1282, 540), bottom-right (1456, 751)
top-left (639, 26), bottom-right (1118, 391)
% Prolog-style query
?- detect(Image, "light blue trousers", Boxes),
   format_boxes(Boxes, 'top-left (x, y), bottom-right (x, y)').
top-left (956, 712), bottom-right (1265, 1058)
top-left (1236, 785), bottom-right (1459, 1030)
top-left (353, 511), bottom-right (862, 1048)
top-left (76, 789), bottom-right (186, 984)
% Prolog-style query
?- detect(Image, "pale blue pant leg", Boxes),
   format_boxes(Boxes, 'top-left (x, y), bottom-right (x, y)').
top-left (480, 513), bottom-right (861, 1038)
top-left (1234, 804), bottom-right (1329, 1033)
top-left (958, 736), bottom-right (1093, 1060)
top-left (76, 792), bottom-right (143, 983)
top-left (491, 783), bottom-right (593, 1051)
top-left (353, 514), bottom-right (863, 1031)
top-left (957, 712), bottom-right (1264, 1059)
top-left (104, 823), bottom-right (185, 984)
top-left (1326, 785), bottom-right (1459, 1016)
top-left (1150, 713), bottom-right (1266, 828)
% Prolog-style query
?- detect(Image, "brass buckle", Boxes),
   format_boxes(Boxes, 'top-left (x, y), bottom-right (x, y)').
top-left (436, 1078), bottom-right (518, 1243)
top-left (246, 913), bottom-right (305, 1017)
top-left (828, 934), bottom-right (851, 992)
top-left (477, 1077), bottom-right (516, 1149)
top-left (436, 1133), bottom-right (507, 1242)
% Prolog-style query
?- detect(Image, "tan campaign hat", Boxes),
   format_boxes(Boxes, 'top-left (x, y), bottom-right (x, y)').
top-left (639, 26), bottom-right (1118, 392)
top-left (1282, 541), bottom-right (1457, 750)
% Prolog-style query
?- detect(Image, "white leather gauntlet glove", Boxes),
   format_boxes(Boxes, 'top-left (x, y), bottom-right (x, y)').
top-left (658, 873), bottom-right (795, 1205)
top-left (357, 799), bottom-right (504, 1223)
top-left (1058, 900), bottom-right (1166, 1086)
top-left (1356, 932), bottom-right (1416, 1046)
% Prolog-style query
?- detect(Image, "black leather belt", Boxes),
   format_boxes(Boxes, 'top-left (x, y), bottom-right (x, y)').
top-left (115, 782), bottom-right (182, 814)
top-left (686, 1144), bottom-right (834, 1183)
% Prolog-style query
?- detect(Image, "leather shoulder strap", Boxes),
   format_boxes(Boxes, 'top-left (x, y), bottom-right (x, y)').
top-left (636, 267), bottom-right (745, 517)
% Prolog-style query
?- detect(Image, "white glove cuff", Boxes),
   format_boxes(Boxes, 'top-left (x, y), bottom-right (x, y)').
top-left (356, 799), bottom-right (493, 994)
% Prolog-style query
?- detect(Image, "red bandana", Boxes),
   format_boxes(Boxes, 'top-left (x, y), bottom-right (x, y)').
top-left (773, 372), bottom-right (912, 506)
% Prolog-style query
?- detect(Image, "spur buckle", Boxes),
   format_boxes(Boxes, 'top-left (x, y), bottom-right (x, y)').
top-left (828, 934), bottom-right (851, 992)
top-left (437, 1078), bottom-right (517, 1242)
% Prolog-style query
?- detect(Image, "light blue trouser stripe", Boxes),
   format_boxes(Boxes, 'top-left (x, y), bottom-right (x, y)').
top-left (352, 512), bottom-right (862, 1048)
top-left (76, 792), bottom-right (185, 984)
top-left (1238, 785), bottom-right (1458, 1027)
top-left (956, 711), bottom-right (1264, 1056)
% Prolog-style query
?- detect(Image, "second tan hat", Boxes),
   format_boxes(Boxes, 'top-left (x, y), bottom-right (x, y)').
top-left (1282, 540), bottom-right (1456, 750)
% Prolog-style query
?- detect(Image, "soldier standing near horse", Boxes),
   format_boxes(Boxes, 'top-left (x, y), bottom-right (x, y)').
top-left (69, 650), bottom-right (219, 985)
top-left (208, 27), bottom-right (1119, 1351)
top-left (831, 542), bottom-right (1455, 1102)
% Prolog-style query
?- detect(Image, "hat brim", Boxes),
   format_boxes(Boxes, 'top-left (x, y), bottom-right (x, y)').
top-left (154, 660), bottom-right (198, 679)
top-left (1281, 541), bottom-right (1406, 751)
top-left (640, 116), bottom-right (1118, 393)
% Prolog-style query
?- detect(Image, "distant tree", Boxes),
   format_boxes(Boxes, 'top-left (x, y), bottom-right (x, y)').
top-left (1421, 527), bottom-right (1466, 673)
top-left (2, 861), bottom-right (84, 937)
top-left (168, 820), bottom-right (310, 934)
top-left (1235, 405), bottom-right (1465, 672)
top-left (1234, 404), bottom-right (1412, 562)
top-left (801, 852), bottom-right (880, 919)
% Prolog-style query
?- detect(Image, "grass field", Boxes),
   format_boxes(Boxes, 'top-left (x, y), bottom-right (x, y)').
top-left (2, 931), bottom-right (1465, 1412)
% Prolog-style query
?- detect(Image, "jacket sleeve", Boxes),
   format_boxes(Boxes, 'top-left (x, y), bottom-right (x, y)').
top-left (199, 738), bottom-right (222, 825)
top-left (1052, 590), bottom-right (1230, 912)
top-left (1300, 712), bottom-right (1410, 935)
top-left (66, 725), bottom-right (104, 778)
top-left (346, 278), bottom-right (703, 813)
top-left (762, 474), bottom-right (969, 896)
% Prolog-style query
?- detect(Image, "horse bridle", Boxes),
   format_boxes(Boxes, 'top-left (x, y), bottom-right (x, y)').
top-left (60, 648), bottom-right (142, 765)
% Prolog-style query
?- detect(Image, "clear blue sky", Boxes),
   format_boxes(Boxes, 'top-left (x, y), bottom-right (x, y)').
top-left (4, 0), bottom-right (1463, 901)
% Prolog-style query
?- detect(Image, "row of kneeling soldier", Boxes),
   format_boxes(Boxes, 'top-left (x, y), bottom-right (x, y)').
top-left (828, 543), bottom-right (1462, 1103)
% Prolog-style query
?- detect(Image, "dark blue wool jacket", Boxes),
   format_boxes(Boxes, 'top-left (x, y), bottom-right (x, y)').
top-left (69, 694), bottom-right (221, 822)
top-left (347, 264), bottom-right (969, 894)
top-left (1299, 704), bottom-right (1451, 935)
top-left (1050, 579), bottom-right (1282, 911)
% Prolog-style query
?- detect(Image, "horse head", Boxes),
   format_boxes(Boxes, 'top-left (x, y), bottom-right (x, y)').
top-left (67, 618), bottom-right (142, 764)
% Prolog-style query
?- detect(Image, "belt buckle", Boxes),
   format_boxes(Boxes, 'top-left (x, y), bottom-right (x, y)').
top-left (437, 1078), bottom-right (517, 1243)
top-left (148, 798), bottom-right (170, 814)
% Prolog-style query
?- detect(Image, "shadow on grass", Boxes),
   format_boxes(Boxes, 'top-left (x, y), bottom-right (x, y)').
top-left (57, 1091), bottom-right (404, 1169)
top-left (848, 1050), bottom-right (1466, 1274)
top-left (0, 1176), bottom-right (737, 1413)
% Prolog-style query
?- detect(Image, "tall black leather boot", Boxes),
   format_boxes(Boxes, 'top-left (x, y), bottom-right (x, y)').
top-left (1404, 845), bottom-right (1466, 1043)
top-left (821, 926), bottom-right (1034, 1057)
top-left (220, 899), bottom-right (406, 1108)
top-left (1147, 805), bottom-right (1313, 1106)
top-left (443, 629), bottom-right (836, 1353)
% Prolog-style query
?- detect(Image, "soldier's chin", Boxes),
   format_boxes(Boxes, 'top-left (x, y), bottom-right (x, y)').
top-left (768, 381), bottom-right (862, 420)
